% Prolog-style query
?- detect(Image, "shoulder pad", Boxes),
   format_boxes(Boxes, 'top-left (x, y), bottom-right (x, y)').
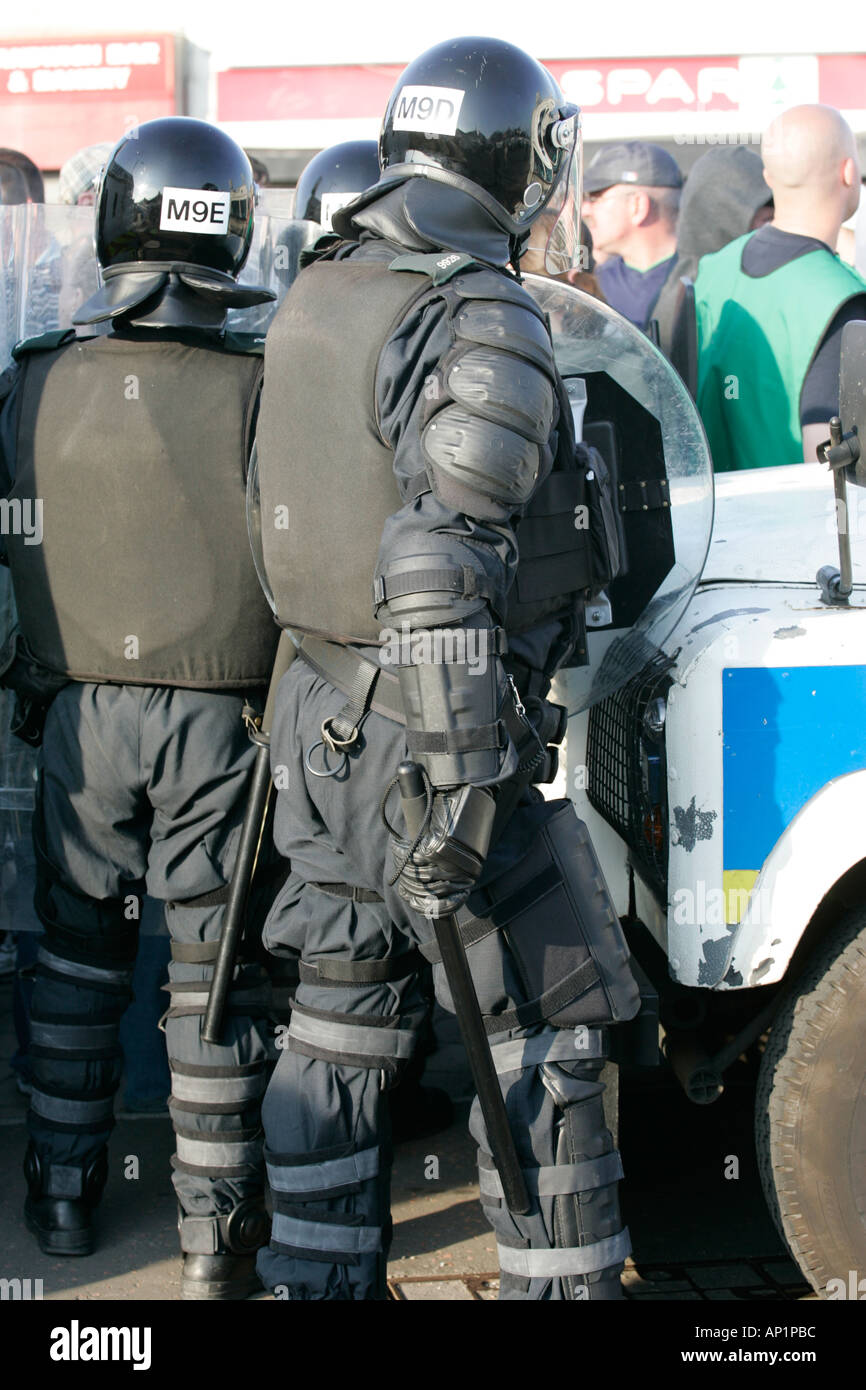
top-left (449, 267), bottom-right (547, 315)
top-left (220, 331), bottom-right (266, 357)
top-left (388, 251), bottom-right (479, 285)
top-left (12, 329), bottom-right (76, 360)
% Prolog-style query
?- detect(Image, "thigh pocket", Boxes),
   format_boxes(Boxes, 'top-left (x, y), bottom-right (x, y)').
top-left (433, 799), bottom-right (640, 1030)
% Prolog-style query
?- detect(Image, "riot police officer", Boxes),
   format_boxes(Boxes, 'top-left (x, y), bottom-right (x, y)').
top-left (290, 135), bottom-right (457, 1146)
top-left (292, 139), bottom-right (381, 230)
top-left (253, 37), bottom-right (639, 1301)
top-left (0, 117), bottom-right (281, 1299)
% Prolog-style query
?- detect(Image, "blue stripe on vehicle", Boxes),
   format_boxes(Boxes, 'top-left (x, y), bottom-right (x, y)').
top-left (723, 665), bottom-right (866, 870)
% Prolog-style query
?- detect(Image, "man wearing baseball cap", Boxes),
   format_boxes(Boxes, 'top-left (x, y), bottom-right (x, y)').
top-left (582, 141), bottom-right (683, 330)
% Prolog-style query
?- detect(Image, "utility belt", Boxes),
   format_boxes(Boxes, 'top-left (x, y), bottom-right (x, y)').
top-left (297, 633), bottom-right (566, 831)
top-left (287, 635), bottom-right (639, 1036)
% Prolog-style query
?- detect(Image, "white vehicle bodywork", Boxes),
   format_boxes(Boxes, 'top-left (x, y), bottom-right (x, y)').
top-left (563, 462), bottom-right (866, 990)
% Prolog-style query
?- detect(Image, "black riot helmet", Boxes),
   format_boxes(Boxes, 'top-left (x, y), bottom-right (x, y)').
top-left (377, 37), bottom-right (582, 272)
top-left (294, 141), bottom-right (381, 228)
top-left (96, 117), bottom-right (255, 277)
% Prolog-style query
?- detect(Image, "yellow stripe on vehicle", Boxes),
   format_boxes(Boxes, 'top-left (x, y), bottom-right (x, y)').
top-left (723, 870), bottom-right (759, 925)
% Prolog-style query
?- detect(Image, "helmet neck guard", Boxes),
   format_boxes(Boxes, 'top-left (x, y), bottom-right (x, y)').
top-left (334, 175), bottom-right (518, 268)
top-left (74, 262), bottom-right (274, 329)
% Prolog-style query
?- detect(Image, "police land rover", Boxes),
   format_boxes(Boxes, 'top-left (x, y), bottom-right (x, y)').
top-left (527, 271), bottom-right (866, 1298)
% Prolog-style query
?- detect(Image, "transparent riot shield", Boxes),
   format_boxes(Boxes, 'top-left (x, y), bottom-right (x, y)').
top-left (0, 202), bottom-right (99, 370)
top-left (0, 203), bottom-right (99, 924)
top-left (230, 216), bottom-right (321, 335)
top-left (0, 550), bottom-right (39, 934)
top-left (524, 275), bottom-right (714, 713)
top-left (254, 187), bottom-right (297, 220)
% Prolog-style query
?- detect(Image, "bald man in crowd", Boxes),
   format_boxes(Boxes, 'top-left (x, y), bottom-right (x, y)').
top-left (696, 105), bottom-right (866, 471)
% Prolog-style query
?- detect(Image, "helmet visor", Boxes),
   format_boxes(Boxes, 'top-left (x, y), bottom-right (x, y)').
top-left (541, 112), bottom-right (583, 276)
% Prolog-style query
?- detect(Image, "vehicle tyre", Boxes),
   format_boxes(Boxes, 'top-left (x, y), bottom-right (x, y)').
top-left (755, 908), bottom-right (866, 1296)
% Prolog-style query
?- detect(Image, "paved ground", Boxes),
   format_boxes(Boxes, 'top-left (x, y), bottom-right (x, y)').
top-left (0, 967), bottom-right (813, 1303)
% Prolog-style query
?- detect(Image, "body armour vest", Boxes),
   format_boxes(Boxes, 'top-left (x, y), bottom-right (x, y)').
top-left (256, 252), bottom-right (591, 644)
top-left (6, 332), bottom-right (278, 688)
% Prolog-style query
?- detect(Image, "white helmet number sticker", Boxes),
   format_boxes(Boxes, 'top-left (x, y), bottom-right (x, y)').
top-left (319, 190), bottom-right (361, 230)
top-left (160, 187), bottom-right (231, 234)
top-left (392, 85), bottom-right (465, 137)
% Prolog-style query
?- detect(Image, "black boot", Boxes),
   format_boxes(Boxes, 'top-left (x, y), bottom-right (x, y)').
top-left (181, 1253), bottom-right (263, 1300)
top-left (179, 1198), bottom-right (269, 1300)
top-left (23, 1144), bottom-right (107, 1256)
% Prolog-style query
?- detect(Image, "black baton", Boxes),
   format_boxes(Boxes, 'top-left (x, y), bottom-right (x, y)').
top-left (397, 761), bottom-right (531, 1216)
top-left (202, 631), bottom-right (296, 1045)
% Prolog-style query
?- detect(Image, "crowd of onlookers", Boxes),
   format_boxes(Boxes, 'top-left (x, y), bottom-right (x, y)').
top-left (574, 106), bottom-right (866, 473)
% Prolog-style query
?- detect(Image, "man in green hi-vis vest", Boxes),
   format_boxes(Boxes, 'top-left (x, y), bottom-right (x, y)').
top-left (696, 104), bottom-right (866, 472)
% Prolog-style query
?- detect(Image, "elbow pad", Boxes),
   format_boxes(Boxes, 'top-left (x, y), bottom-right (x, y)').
top-left (374, 549), bottom-right (502, 630)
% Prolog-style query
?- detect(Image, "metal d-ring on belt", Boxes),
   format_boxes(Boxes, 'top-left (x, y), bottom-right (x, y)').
top-left (303, 643), bottom-right (384, 778)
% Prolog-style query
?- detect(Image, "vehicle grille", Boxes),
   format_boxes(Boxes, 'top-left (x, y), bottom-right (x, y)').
top-left (586, 652), bottom-right (674, 902)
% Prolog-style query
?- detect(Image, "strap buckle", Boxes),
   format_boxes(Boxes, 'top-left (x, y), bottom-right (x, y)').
top-left (321, 715), bottom-right (359, 752)
top-left (507, 673), bottom-right (526, 719)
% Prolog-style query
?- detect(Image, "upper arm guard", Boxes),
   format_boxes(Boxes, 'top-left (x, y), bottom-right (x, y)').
top-left (420, 271), bottom-right (558, 521)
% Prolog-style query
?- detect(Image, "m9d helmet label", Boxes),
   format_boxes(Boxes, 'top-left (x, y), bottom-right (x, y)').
top-left (392, 86), bottom-right (465, 136)
top-left (160, 187), bottom-right (231, 233)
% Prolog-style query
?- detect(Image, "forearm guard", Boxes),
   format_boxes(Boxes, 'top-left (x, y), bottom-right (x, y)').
top-left (394, 628), bottom-right (511, 788)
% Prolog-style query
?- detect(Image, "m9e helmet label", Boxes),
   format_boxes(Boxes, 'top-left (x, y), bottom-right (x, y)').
top-left (160, 187), bottom-right (231, 234)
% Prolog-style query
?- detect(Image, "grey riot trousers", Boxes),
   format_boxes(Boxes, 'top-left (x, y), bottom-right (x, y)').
top-left (26, 683), bottom-right (275, 1253)
top-left (256, 656), bottom-right (630, 1301)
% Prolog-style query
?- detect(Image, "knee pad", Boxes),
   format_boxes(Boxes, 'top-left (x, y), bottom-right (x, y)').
top-left (286, 997), bottom-right (423, 1079)
top-left (288, 947), bottom-right (426, 1080)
